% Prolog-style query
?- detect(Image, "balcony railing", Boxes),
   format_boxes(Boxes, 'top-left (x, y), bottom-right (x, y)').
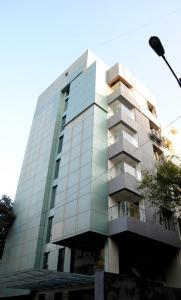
top-left (108, 164), bottom-right (141, 181)
top-left (108, 133), bottom-right (138, 147)
top-left (109, 201), bottom-right (146, 222)
top-left (108, 105), bottom-right (120, 118)
top-left (108, 135), bottom-right (119, 146)
top-left (108, 101), bottom-right (135, 120)
top-left (108, 165), bottom-right (122, 180)
top-left (149, 129), bottom-right (162, 145)
top-left (149, 130), bottom-right (173, 154)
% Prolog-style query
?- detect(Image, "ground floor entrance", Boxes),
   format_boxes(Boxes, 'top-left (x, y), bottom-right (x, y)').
top-left (35, 289), bottom-right (94, 300)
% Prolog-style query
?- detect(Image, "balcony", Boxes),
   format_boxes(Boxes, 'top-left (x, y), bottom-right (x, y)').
top-left (108, 109), bottom-right (137, 132)
top-left (108, 91), bottom-right (137, 132)
top-left (108, 81), bottom-right (160, 131)
top-left (149, 129), bottom-right (173, 155)
top-left (108, 83), bottom-right (137, 108)
top-left (107, 63), bottom-right (133, 89)
top-left (108, 165), bottom-right (141, 201)
top-left (108, 133), bottom-right (140, 162)
top-left (147, 111), bottom-right (160, 131)
top-left (109, 201), bottom-right (181, 248)
top-left (149, 129), bottom-right (163, 146)
top-left (109, 201), bottom-right (146, 222)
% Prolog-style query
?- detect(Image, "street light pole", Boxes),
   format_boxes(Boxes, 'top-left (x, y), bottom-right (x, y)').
top-left (149, 36), bottom-right (181, 88)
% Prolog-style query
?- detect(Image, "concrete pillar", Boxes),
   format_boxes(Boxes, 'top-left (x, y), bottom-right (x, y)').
top-left (95, 271), bottom-right (104, 300)
top-left (104, 239), bottom-right (109, 272)
top-left (49, 247), bottom-right (59, 270)
top-left (104, 238), bottom-right (119, 273)
top-left (45, 293), bottom-right (52, 300)
top-left (64, 247), bottom-right (71, 272)
top-left (62, 291), bottom-right (69, 300)
top-left (165, 250), bottom-right (181, 288)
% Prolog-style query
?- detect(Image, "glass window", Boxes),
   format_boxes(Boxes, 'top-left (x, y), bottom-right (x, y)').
top-left (64, 98), bottom-right (68, 112)
top-left (57, 136), bottom-right (63, 154)
top-left (50, 186), bottom-right (57, 209)
top-left (178, 219), bottom-right (181, 235)
top-left (57, 248), bottom-right (65, 272)
top-left (60, 116), bottom-right (66, 131)
top-left (124, 162), bottom-right (136, 177)
top-left (123, 130), bottom-right (138, 147)
top-left (46, 217), bottom-right (53, 243)
top-left (147, 100), bottom-right (157, 117)
top-left (121, 103), bottom-right (135, 120)
top-left (116, 162), bottom-right (123, 174)
top-left (54, 159), bottom-right (60, 179)
top-left (108, 100), bottom-right (121, 117)
top-left (124, 162), bottom-right (141, 180)
top-left (0, 240), bottom-right (5, 259)
top-left (64, 86), bottom-right (69, 97)
top-left (42, 252), bottom-right (49, 269)
top-left (70, 247), bottom-right (104, 275)
top-left (136, 168), bottom-right (142, 180)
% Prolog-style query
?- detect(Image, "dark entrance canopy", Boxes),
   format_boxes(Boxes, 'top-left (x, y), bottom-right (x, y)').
top-left (0, 269), bottom-right (95, 291)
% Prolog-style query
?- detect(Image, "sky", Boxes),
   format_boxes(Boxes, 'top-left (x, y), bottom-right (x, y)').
top-left (0, 0), bottom-right (181, 199)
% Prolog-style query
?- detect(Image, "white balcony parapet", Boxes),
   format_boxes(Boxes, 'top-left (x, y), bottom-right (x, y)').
top-left (108, 162), bottom-right (141, 181)
top-left (108, 132), bottom-right (138, 148)
top-left (108, 100), bottom-right (135, 121)
top-left (108, 135), bottom-right (119, 146)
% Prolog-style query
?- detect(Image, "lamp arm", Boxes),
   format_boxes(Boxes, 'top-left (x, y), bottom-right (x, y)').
top-left (162, 55), bottom-right (181, 88)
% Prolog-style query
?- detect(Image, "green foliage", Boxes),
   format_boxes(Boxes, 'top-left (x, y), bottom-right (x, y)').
top-left (0, 195), bottom-right (15, 258)
top-left (138, 156), bottom-right (181, 217)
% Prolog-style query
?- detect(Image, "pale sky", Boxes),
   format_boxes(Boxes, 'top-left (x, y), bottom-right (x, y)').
top-left (0, 0), bottom-right (181, 199)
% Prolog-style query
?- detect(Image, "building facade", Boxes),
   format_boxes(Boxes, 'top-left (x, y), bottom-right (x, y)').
top-left (0, 50), bottom-right (181, 300)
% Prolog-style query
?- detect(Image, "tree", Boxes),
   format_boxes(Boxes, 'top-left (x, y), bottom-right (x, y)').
top-left (0, 195), bottom-right (15, 258)
top-left (138, 156), bottom-right (181, 218)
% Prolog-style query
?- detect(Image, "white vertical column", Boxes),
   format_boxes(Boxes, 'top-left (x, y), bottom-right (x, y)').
top-left (63, 247), bottom-right (71, 272)
top-left (104, 238), bottom-right (119, 274)
top-left (165, 250), bottom-right (181, 288)
top-left (62, 291), bottom-right (69, 300)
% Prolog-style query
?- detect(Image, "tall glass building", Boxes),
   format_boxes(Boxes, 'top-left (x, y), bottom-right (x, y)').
top-left (0, 50), bottom-right (180, 300)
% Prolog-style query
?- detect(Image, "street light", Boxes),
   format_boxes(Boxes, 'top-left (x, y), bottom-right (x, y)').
top-left (149, 36), bottom-right (181, 88)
